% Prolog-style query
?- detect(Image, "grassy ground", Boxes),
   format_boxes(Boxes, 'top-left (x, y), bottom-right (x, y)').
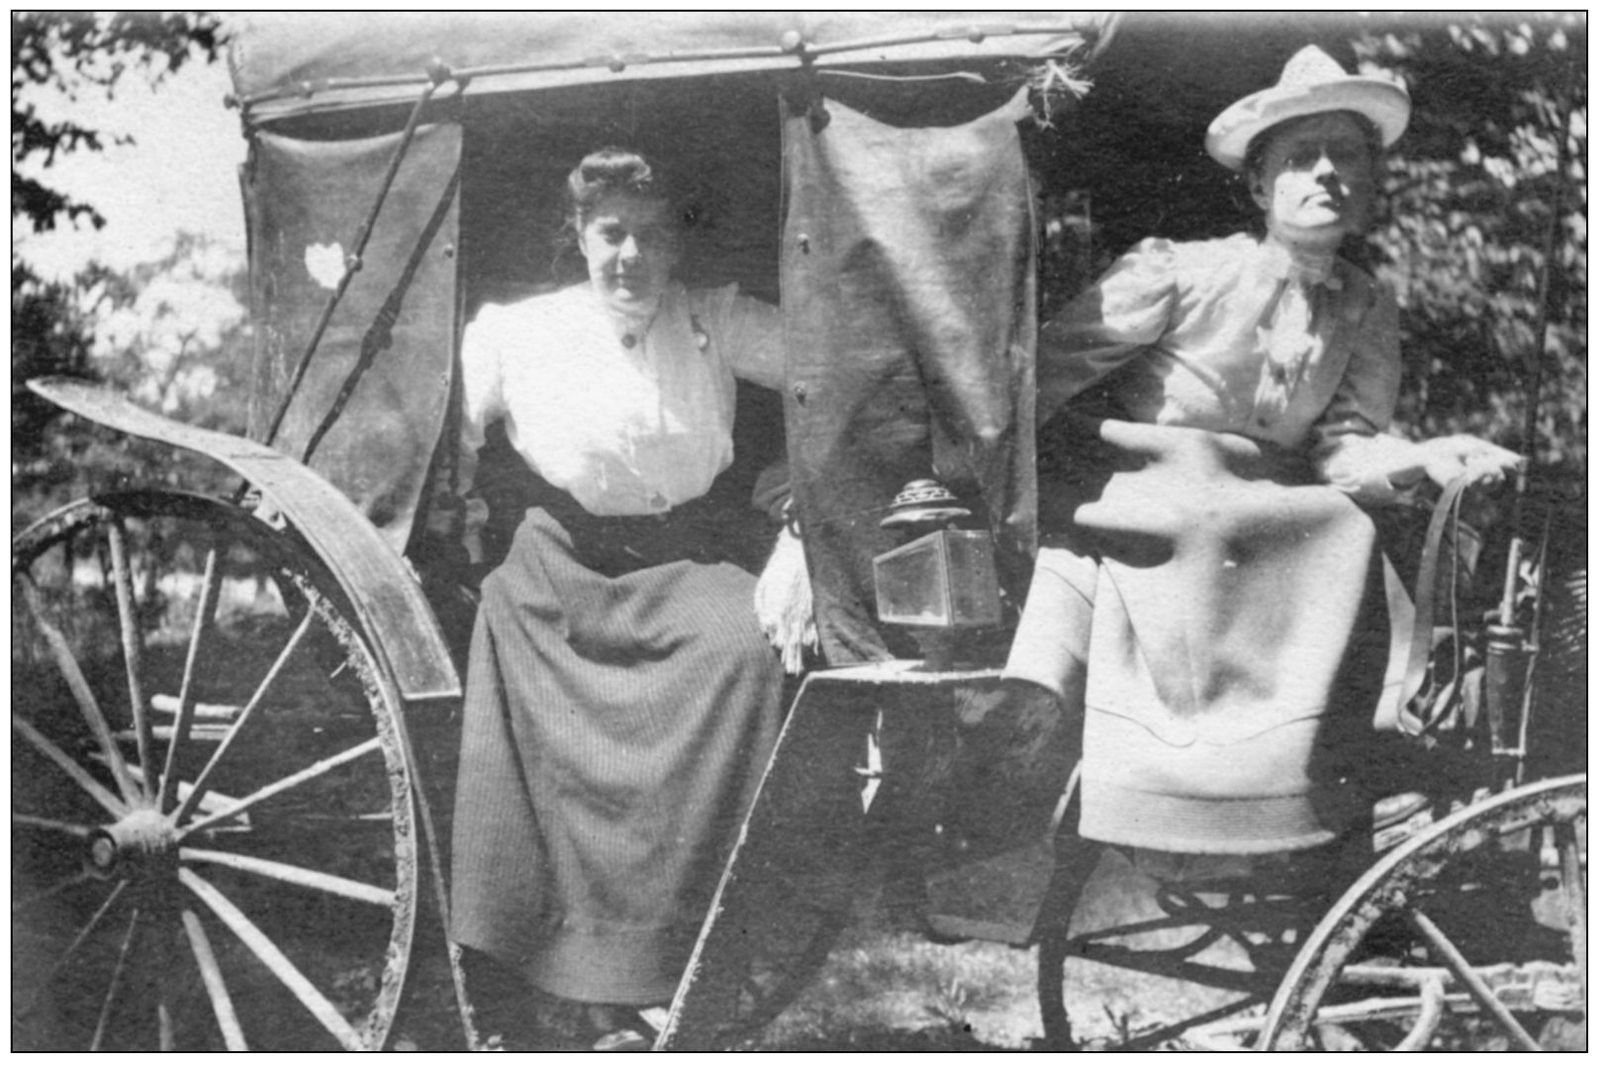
top-left (745, 847), bottom-right (1280, 1053)
top-left (391, 843), bottom-right (1292, 1052)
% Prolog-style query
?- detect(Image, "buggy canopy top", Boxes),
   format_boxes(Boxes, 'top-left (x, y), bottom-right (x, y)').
top-left (228, 11), bottom-right (1110, 127)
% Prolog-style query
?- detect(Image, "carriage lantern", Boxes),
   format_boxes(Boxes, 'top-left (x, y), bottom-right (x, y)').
top-left (872, 479), bottom-right (1002, 639)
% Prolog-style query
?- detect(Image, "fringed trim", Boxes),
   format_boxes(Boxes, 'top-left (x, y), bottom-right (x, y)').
top-left (1027, 55), bottom-right (1093, 129)
top-left (753, 524), bottom-right (818, 675)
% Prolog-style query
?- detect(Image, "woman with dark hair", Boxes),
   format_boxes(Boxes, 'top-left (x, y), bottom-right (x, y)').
top-left (445, 147), bottom-right (787, 1048)
top-left (999, 48), bottom-right (1520, 860)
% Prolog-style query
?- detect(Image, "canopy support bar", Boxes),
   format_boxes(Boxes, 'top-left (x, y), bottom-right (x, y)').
top-left (235, 19), bottom-right (1084, 111)
top-left (258, 64), bottom-right (455, 454)
top-left (298, 164), bottom-right (463, 467)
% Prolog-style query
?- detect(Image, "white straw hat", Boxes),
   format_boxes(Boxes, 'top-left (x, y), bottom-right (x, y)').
top-left (1205, 45), bottom-right (1411, 170)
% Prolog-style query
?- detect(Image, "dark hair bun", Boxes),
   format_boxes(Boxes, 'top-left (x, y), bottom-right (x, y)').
top-left (566, 147), bottom-right (672, 219)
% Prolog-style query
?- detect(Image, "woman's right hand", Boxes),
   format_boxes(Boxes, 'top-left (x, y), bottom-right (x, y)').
top-left (1415, 434), bottom-right (1524, 489)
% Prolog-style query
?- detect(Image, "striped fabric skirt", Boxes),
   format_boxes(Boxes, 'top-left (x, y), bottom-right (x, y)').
top-left (449, 504), bottom-right (784, 1005)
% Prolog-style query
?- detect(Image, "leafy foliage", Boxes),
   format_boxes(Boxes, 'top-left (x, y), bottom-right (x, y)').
top-left (1357, 16), bottom-right (1585, 469)
top-left (12, 11), bottom-right (222, 234)
top-left (11, 12), bottom-right (229, 524)
top-left (12, 234), bottom-right (249, 528)
top-left (11, 262), bottom-right (97, 456)
top-left (78, 232), bottom-right (251, 432)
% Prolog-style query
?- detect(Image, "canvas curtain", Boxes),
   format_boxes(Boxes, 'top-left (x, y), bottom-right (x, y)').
top-left (780, 91), bottom-right (1038, 663)
top-left (243, 122), bottom-right (462, 549)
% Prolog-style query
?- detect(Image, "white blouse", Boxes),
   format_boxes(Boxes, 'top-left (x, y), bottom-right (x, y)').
top-left (457, 282), bottom-right (784, 530)
top-left (1037, 234), bottom-right (1412, 501)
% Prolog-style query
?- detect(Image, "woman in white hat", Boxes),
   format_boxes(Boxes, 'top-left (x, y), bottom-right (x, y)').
top-left (994, 48), bottom-right (1521, 859)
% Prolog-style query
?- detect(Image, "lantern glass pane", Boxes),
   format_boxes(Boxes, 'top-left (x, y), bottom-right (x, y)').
top-left (944, 530), bottom-right (1002, 626)
top-left (873, 532), bottom-right (951, 626)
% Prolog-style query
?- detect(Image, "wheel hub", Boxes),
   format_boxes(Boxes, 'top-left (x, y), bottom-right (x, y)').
top-left (89, 807), bottom-right (177, 877)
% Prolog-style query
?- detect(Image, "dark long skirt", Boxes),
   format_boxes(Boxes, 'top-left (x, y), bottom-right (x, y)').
top-left (450, 506), bottom-right (784, 1004)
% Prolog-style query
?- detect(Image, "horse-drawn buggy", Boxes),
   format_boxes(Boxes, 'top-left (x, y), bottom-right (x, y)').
top-left (12, 12), bottom-right (1584, 1051)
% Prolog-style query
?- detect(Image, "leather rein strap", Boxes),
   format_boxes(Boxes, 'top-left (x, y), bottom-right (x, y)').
top-left (1395, 470), bottom-right (1476, 736)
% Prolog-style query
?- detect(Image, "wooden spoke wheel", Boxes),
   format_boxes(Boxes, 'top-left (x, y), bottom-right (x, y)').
top-left (12, 490), bottom-right (419, 1051)
top-left (1257, 775), bottom-right (1586, 1051)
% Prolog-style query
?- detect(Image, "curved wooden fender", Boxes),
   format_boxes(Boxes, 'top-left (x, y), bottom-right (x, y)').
top-left (29, 377), bottom-right (461, 703)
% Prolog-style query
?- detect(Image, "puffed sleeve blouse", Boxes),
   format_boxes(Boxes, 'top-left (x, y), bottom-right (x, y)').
top-left (1036, 233), bottom-right (1409, 501)
top-left (457, 282), bottom-right (784, 533)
